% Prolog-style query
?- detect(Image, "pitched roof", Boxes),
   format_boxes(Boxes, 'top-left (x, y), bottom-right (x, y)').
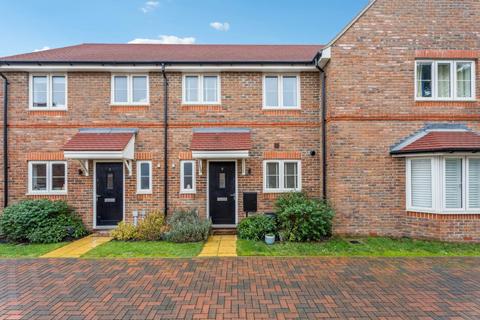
top-left (0, 44), bottom-right (323, 64)
top-left (390, 125), bottom-right (480, 155)
top-left (63, 131), bottom-right (135, 151)
top-left (191, 128), bottom-right (252, 151)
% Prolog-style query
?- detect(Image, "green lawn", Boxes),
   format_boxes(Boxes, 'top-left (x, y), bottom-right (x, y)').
top-left (82, 240), bottom-right (204, 258)
top-left (237, 237), bottom-right (480, 257)
top-left (0, 242), bottom-right (67, 258)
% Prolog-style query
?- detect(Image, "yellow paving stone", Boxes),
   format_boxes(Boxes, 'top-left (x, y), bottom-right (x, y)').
top-left (198, 234), bottom-right (237, 257)
top-left (41, 235), bottom-right (112, 258)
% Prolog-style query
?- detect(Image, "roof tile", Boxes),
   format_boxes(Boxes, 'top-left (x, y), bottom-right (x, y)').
top-left (191, 132), bottom-right (252, 151)
top-left (63, 132), bottom-right (134, 151)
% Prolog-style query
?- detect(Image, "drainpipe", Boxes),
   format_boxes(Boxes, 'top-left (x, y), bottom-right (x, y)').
top-left (0, 73), bottom-right (8, 208)
top-left (161, 64), bottom-right (169, 216)
top-left (315, 61), bottom-right (328, 200)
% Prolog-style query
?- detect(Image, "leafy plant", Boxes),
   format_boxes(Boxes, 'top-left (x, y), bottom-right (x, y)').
top-left (275, 192), bottom-right (334, 242)
top-left (137, 211), bottom-right (168, 241)
top-left (0, 200), bottom-right (88, 243)
top-left (237, 214), bottom-right (277, 241)
top-left (163, 209), bottom-right (211, 243)
top-left (110, 221), bottom-right (138, 241)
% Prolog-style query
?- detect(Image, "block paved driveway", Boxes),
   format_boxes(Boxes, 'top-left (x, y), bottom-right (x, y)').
top-left (1, 257), bottom-right (479, 319)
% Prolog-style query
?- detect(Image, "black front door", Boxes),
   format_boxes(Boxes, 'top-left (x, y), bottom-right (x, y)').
top-left (96, 163), bottom-right (123, 226)
top-left (209, 162), bottom-right (236, 225)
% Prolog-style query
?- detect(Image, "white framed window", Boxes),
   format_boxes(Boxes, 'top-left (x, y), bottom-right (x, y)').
top-left (263, 160), bottom-right (301, 193)
top-left (111, 74), bottom-right (149, 105)
top-left (28, 161), bottom-right (67, 194)
top-left (136, 161), bottom-right (152, 194)
top-left (263, 74), bottom-right (300, 109)
top-left (182, 74), bottom-right (220, 104)
top-left (29, 74), bottom-right (67, 110)
top-left (415, 60), bottom-right (475, 101)
top-left (180, 160), bottom-right (196, 193)
top-left (406, 155), bottom-right (480, 213)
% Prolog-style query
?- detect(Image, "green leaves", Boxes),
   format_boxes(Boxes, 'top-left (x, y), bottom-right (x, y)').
top-left (238, 214), bottom-right (277, 241)
top-left (163, 210), bottom-right (211, 243)
top-left (0, 200), bottom-right (88, 243)
top-left (275, 193), bottom-right (334, 242)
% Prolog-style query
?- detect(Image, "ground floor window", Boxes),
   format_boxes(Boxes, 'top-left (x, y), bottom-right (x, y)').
top-left (407, 156), bottom-right (480, 213)
top-left (263, 160), bottom-right (301, 193)
top-left (180, 160), bottom-right (196, 193)
top-left (28, 161), bottom-right (67, 194)
top-left (136, 161), bottom-right (152, 194)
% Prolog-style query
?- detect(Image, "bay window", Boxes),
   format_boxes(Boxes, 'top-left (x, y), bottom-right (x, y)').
top-left (182, 75), bottom-right (220, 104)
top-left (407, 156), bottom-right (480, 213)
top-left (263, 160), bottom-right (301, 192)
top-left (29, 74), bottom-right (67, 109)
top-left (28, 161), bottom-right (67, 194)
top-left (263, 75), bottom-right (300, 109)
top-left (415, 60), bottom-right (475, 101)
top-left (111, 74), bottom-right (149, 105)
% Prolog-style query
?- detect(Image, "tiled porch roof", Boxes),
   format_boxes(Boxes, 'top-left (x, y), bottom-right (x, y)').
top-left (63, 129), bottom-right (136, 151)
top-left (191, 128), bottom-right (252, 151)
top-left (390, 124), bottom-right (480, 155)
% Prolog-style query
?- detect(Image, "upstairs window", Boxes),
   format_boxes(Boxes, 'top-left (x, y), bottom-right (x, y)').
top-left (28, 161), bottom-right (67, 194)
top-left (263, 75), bottom-right (300, 109)
top-left (29, 74), bottom-right (67, 109)
top-left (111, 74), bottom-right (149, 105)
top-left (182, 74), bottom-right (220, 104)
top-left (415, 61), bottom-right (475, 101)
top-left (263, 160), bottom-right (301, 193)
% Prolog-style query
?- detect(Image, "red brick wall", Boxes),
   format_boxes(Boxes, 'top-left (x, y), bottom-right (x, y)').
top-left (326, 0), bottom-right (480, 241)
top-left (0, 71), bottom-right (321, 229)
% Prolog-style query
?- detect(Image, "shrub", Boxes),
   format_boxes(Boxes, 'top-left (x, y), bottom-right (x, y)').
top-left (163, 209), bottom-right (211, 243)
top-left (275, 192), bottom-right (334, 242)
top-left (0, 200), bottom-right (88, 243)
top-left (110, 222), bottom-right (138, 241)
top-left (237, 214), bottom-right (276, 241)
top-left (136, 211), bottom-right (168, 241)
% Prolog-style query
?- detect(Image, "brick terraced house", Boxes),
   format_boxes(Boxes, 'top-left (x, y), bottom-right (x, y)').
top-left (0, 0), bottom-right (479, 241)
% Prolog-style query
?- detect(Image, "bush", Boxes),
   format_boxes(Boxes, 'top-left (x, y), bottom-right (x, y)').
top-left (163, 209), bottom-right (211, 243)
top-left (0, 200), bottom-right (88, 243)
top-left (275, 192), bottom-right (334, 242)
top-left (237, 214), bottom-right (276, 241)
top-left (137, 211), bottom-right (168, 241)
top-left (110, 221), bottom-right (138, 241)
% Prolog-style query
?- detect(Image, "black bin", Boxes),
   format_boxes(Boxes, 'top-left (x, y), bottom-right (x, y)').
top-left (243, 192), bottom-right (257, 213)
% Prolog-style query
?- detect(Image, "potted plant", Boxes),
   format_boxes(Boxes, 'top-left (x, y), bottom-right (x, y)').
top-left (265, 233), bottom-right (275, 245)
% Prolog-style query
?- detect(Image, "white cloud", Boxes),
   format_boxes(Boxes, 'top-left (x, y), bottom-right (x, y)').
top-left (128, 35), bottom-right (196, 44)
top-left (210, 22), bottom-right (230, 31)
top-left (141, 1), bottom-right (159, 13)
top-left (33, 46), bottom-right (50, 52)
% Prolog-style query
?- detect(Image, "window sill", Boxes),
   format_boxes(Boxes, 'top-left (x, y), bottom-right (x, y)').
top-left (182, 102), bottom-right (221, 106)
top-left (180, 191), bottom-right (196, 195)
top-left (262, 107), bottom-right (301, 110)
top-left (111, 105), bottom-right (149, 112)
top-left (26, 192), bottom-right (67, 196)
top-left (263, 189), bottom-right (301, 194)
top-left (181, 105), bottom-right (223, 112)
top-left (415, 100), bottom-right (477, 107)
top-left (406, 211), bottom-right (480, 220)
top-left (136, 191), bottom-right (152, 195)
top-left (28, 108), bottom-right (68, 112)
top-left (406, 208), bottom-right (480, 215)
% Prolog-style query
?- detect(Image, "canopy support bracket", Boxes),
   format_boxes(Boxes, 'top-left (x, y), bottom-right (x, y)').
top-left (77, 160), bottom-right (89, 176)
top-left (124, 159), bottom-right (133, 176)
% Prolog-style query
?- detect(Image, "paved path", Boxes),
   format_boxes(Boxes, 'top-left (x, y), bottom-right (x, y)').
top-left (198, 235), bottom-right (237, 257)
top-left (41, 235), bottom-right (112, 258)
top-left (1, 257), bottom-right (479, 319)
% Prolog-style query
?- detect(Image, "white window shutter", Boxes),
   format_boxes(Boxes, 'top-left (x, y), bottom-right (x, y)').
top-left (468, 158), bottom-right (480, 208)
top-left (445, 158), bottom-right (463, 209)
top-left (410, 159), bottom-right (432, 208)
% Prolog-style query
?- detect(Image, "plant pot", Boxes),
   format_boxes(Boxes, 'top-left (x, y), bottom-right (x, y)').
top-left (265, 234), bottom-right (275, 245)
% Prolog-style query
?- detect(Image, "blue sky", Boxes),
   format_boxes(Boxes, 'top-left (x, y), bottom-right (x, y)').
top-left (0, 0), bottom-right (370, 57)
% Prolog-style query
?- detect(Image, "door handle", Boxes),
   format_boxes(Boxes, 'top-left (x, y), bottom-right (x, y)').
top-left (230, 193), bottom-right (236, 200)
